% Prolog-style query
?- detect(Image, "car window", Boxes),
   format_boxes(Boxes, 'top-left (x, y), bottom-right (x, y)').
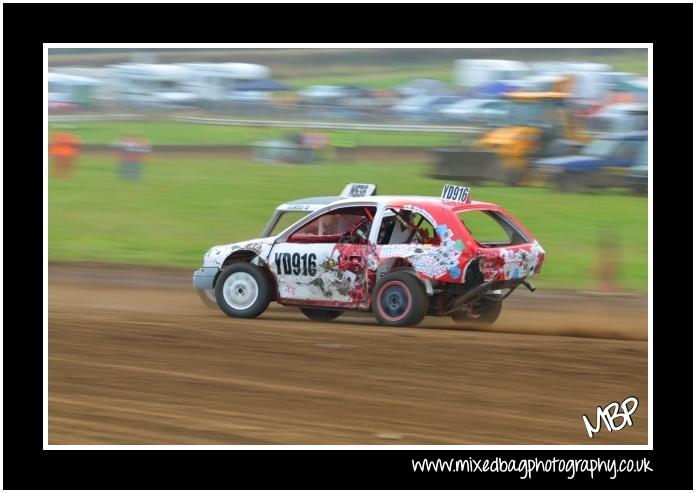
top-left (458, 210), bottom-right (529, 247)
top-left (269, 211), bottom-right (313, 236)
top-left (377, 209), bottom-right (439, 245)
top-left (288, 206), bottom-right (376, 244)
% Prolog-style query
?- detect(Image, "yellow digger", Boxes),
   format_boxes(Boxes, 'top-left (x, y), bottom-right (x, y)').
top-left (433, 79), bottom-right (591, 186)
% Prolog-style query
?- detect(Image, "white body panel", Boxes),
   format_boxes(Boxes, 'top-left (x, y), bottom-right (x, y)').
top-left (269, 242), bottom-right (368, 306)
top-left (203, 237), bottom-right (275, 268)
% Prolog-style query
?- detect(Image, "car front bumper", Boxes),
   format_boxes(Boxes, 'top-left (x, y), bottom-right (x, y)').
top-left (192, 267), bottom-right (219, 290)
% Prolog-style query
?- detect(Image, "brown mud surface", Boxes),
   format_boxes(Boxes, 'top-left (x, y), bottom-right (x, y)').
top-left (49, 263), bottom-right (648, 445)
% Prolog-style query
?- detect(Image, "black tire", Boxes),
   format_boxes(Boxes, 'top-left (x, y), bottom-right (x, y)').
top-left (452, 298), bottom-right (502, 326)
top-left (372, 272), bottom-right (429, 327)
top-left (300, 308), bottom-right (343, 321)
top-left (215, 263), bottom-right (271, 319)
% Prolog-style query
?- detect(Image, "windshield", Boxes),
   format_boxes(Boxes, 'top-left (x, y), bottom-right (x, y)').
top-left (288, 206), bottom-right (376, 244)
top-left (583, 139), bottom-right (618, 158)
top-left (268, 211), bottom-right (314, 237)
top-left (506, 98), bottom-right (562, 127)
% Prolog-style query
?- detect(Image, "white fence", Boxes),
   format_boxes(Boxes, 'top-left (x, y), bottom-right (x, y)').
top-left (171, 116), bottom-right (480, 133)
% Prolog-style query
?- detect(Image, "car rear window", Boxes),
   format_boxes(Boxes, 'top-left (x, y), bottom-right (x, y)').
top-left (458, 210), bottom-right (530, 247)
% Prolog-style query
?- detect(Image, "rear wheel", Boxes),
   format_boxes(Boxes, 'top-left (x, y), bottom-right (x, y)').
top-left (215, 263), bottom-right (271, 319)
top-left (372, 272), bottom-right (429, 327)
top-left (300, 308), bottom-right (343, 321)
top-left (452, 298), bottom-right (502, 326)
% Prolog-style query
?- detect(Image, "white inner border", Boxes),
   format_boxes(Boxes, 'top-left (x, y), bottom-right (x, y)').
top-left (43, 43), bottom-right (652, 451)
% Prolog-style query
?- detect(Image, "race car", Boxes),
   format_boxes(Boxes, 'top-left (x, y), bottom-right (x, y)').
top-left (193, 184), bottom-right (545, 327)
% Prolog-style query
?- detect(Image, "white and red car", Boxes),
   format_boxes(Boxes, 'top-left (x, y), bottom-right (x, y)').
top-left (193, 184), bottom-right (545, 327)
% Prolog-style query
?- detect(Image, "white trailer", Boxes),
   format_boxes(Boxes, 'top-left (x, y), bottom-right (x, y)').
top-left (180, 63), bottom-right (273, 104)
top-left (108, 63), bottom-right (199, 107)
top-left (454, 59), bottom-right (530, 88)
top-left (48, 72), bottom-right (102, 107)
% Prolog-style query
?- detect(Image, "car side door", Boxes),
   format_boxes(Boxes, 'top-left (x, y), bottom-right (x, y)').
top-left (269, 205), bottom-right (377, 308)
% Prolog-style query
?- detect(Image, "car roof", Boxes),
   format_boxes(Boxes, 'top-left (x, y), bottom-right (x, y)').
top-left (327, 195), bottom-right (497, 211)
top-left (284, 196), bottom-right (340, 205)
top-left (275, 196), bottom-right (341, 211)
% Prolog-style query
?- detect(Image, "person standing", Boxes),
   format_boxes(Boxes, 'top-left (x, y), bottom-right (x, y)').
top-left (113, 134), bottom-right (151, 181)
top-left (49, 132), bottom-right (80, 178)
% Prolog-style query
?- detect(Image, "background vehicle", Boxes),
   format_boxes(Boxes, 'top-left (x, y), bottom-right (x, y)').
top-left (454, 59), bottom-right (530, 88)
top-left (179, 62), bottom-right (287, 110)
top-left (108, 63), bottom-right (199, 108)
top-left (395, 78), bottom-right (451, 98)
top-left (392, 95), bottom-right (463, 122)
top-left (432, 82), bottom-right (590, 185)
top-left (584, 102), bottom-right (648, 133)
top-left (534, 131), bottom-right (648, 192)
top-left (252, 132), bottom-right (335, 164)
top-left (297, 85), bottom-right (350, 104)
top-left (252, 138), bottom-right (317, 164)
top-left (48, 72), bottom-right (102, 109)
top-left (437, 98), bottom-right (508, 125)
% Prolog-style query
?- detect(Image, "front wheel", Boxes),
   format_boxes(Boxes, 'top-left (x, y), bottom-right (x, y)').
top-left (300, 308), bottom-right (343, 321)
top-left (452, 298), bottom-right (502, 326)
top-left (215, 263), bottom-right (271, 319)
top-left (372, 272), bottom-right (429, 327)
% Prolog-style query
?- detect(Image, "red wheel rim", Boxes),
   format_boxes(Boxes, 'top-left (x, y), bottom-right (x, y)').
top-left (376, 280), bottom-right (412, 322)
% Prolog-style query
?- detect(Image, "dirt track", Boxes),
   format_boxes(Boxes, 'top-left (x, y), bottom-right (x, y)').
top-left (49, 263), bottom-right (648, 445)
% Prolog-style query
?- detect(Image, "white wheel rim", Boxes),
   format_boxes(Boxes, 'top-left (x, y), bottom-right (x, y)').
top-left (222, 272), bottom-right (259, 310)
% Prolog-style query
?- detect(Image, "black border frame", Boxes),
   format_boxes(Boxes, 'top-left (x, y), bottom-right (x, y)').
top-left (4, 2), bottom-right (693, 489)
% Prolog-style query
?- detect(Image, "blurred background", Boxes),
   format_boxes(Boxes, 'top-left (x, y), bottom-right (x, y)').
top-left (48, 47), bottom-right (648, 293)
top-left (47, 48), bottom-right (649, 445)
